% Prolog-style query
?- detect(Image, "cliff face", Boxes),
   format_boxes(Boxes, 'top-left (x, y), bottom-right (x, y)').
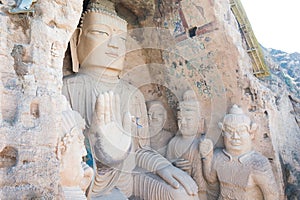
top-left (262, 47), bottom-right (300, 198)
top-left (120, 0), bottom-right (298, 198)
top-left (264, 47), bottom-right (300, 98)
top-left (0, 0), bottom-right (82, 198)
top-left (0, 0), bottom-right (299, 198)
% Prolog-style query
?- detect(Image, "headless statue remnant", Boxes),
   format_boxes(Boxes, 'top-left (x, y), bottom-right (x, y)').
top-left (199, 105), bottom-right (279, 200)
top-left (59, 109), bottom-right (93, 200)
top-left (62, 0), bottom-right (198, 199)
top-left (146, 101), bottom-right (173, 157)
top-left (166, 90), bottom-right (207, 200)
top-left (8, 0), bottom-right (36, 14)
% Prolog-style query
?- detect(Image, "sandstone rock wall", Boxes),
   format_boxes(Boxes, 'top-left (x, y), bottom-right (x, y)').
top-left (0, 0), bottom-right (299, 199)
top-left (0, 0), bottom-right (83, 198)
top-left (119, 0), bottom-right (294, 198)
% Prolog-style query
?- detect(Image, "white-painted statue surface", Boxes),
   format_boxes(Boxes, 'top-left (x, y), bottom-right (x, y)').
top-left (166, 90), bottom-right (207, 199)
top-left (199, 105), bottom-right (279, 200)
top-left (62, 0), bottom-right (198, 199)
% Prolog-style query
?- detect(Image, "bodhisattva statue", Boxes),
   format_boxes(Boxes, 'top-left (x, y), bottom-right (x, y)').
top-left (146, 101), bottom-right (173, 157)
top-left (58, 109), bottom-right (94, 199)
top-left (166, 90), bottom-right (207, 200)
top-left (62, 0), bottom-right (198, 199)
top-left (199, 105), bottom-right (279, 200)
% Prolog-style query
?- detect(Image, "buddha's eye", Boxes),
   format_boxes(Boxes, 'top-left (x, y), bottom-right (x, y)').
top-left (89, 30), bottom-right (109, 36)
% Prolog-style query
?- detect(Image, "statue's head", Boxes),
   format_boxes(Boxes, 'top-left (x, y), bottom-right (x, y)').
top-left (178, 90), bottom-right (200, 137)
top-left (71, 0), bottom-right (127, 73)
top-left (58, 110), bottom-right (87, 187)
top-left (147, 101), bottom-right (167, 131)
top-left (219, 105), bottom-right (258, 156)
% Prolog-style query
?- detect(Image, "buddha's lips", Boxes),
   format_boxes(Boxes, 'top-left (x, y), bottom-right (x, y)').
top-left (105, 52), bottom-right (118, 58)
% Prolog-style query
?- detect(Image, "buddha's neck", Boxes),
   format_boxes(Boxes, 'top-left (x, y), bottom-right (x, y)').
top-left (79, 65), bottom-right (120, 83)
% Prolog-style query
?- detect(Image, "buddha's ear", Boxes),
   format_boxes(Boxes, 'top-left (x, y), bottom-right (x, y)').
top-left (218, 122), bottom-right (224, 136)
top-left (70, 28), bottom-right (82, 72)
top-left (218, 122), bottom-right (223, 130)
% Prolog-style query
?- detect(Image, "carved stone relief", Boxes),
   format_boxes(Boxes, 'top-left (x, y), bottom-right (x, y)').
top-left (59, 109), bottom-right (93, 199)
top-left (166, 90), bottom-right (208, 200)
top-left (200, 105), bottom-right (279, 200)
top-left (62, 0), bottom-right (198, 200)
top-left (146, 100), bottom-right (173, 157)
top-left (0, 0), bottom-right (292, 198)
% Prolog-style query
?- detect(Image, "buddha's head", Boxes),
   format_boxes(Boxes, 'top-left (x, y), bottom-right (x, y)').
top-left (219, 105), bottom-right (258, 156)
top-left (147, 101), bottom-right (167, 134)
top-left (71, 0), bottom-right (127, 74)
top-left (178, 90), bottom-right (200, 138)
top-left (58, 110), bottom-right (86, 187)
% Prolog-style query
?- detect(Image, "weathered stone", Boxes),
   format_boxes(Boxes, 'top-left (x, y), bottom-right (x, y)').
top-left (0, 0), bottom-right (299, 199)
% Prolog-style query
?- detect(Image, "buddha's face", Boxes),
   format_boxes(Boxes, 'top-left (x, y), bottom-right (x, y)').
top-left (77, 12), bottom-right (127, 72)
top-left (222, 122), bottom-right (253, 155)
top-left (178, 110), bottom-right (198, 137)
top-left (148, 105), bottom-right (166, 130)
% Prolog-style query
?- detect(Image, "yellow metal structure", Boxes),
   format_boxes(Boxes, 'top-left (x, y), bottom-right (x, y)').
top-left (230, 0), bottom-right (270, 77)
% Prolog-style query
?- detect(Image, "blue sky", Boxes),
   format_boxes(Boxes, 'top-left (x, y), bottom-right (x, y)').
top-left (240, 0), bottom-right (300, 53)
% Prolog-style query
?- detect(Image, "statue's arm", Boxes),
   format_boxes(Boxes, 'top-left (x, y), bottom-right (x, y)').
top-left (199, 139), bottom-right (218, 184)
top-left (136, 147), bottom-right (171, 172)
top-left (252, 159), bottom-right (279, 200)
top-left (132, 89), bottom-right (198, 195)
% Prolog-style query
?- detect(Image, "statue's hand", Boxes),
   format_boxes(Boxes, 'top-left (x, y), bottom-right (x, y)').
top-left (91, 91), bottom-right (131, 164)
top-left (157, 165), bottom-right (198, 196)
top-left (199, 138), bottom-right (213, 159)
top-left (172, 158), bottom-right (192, 174)
top-left (80, 162), bottom-right (94, 192)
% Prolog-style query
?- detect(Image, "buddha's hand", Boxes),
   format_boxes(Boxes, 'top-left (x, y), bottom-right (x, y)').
top-left (172, 158), bottom-right (192, 175)
top-left (157, 164), bottom-right (198, 196)
top-left (91, 91), bottom-right (132, 165)
top-left (199, 138), bottom-right (214, 159)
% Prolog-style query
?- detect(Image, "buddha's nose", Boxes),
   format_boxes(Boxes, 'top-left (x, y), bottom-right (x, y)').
top-left (107, 34), bottom-right (119, 49)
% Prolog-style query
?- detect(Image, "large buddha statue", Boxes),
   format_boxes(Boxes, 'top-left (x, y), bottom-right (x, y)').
top-left (62, 0), bottom-right (198, 199)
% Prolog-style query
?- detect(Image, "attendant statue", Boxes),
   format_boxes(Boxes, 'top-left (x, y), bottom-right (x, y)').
top-left (147, 101), bottom-right (173, 157)
top-left (199, 105), bottom-right (279, 200)
top-left (166, 90), bottom-right (207, 199)
top-left (58, 109), bottom-right (93, 200)
top-left (63, 0), bottom-right (198, 199)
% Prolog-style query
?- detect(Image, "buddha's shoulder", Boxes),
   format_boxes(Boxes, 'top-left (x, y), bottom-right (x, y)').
top-left (119, 80), bottom-right (145, 101)
top-left (63, 73), bottom-right (91, 85)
